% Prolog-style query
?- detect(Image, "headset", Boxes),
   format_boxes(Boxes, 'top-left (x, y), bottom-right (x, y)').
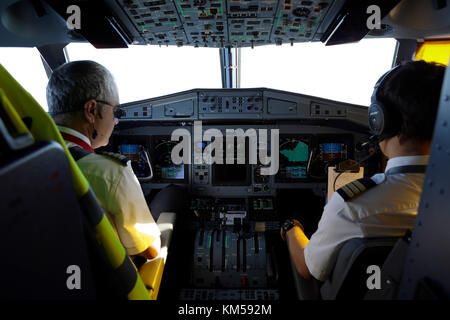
top-left (368, 64), bottom-right (402, 142)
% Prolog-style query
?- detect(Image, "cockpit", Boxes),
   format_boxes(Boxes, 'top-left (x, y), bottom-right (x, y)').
top-left (0, 0), bottom-right (450, 303)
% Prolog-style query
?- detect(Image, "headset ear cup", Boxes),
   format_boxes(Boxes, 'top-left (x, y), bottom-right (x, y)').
top-left (368, 103), bottom-right (385, 137)
top-left (369, 102), bottom-right (397, 141)
top-left (369, 64), bottom-right (402, 141)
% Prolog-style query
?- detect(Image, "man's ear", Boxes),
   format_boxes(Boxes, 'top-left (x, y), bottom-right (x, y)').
top-left (83, 99), bottom-right (97, 124)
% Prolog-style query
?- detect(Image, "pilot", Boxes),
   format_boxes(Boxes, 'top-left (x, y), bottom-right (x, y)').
top-left (281, 60), bottom-right (447, 283)
top-left (47, 60), bottom-right (182, 261)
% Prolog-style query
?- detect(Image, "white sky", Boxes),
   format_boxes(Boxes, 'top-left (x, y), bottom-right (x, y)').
top-left (0, 47), bottom-right (49, 109)
top-left (241, 38), bottom-right (397, 106)
top-left (0, 38), bottom-right (397, 111)
top-left (65, 44), bottom-right (222, 104)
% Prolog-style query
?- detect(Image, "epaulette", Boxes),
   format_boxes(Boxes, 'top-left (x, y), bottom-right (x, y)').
top-left (96, 151), bottom-right (130, 166)
top-left (336, 177), bottom-right (377, 202)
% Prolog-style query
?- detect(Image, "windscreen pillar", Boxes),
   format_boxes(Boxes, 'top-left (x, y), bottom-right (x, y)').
top-left (220, 47), bottom-right (240, 89)
top-left (392, 39), bottom-right (417, 66)
top-left (37, 43), bottom-right (68, 78)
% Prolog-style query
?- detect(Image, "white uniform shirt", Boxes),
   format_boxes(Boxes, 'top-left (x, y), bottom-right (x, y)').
top-left (59, 126), bottom-right (161, 256)
top-left (304, 155), bottom-right (429, 281)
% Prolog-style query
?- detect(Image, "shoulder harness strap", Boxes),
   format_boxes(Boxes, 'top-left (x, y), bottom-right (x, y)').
top-left (96, 151), bottom-right (130, 166)
top-left (69, 146), bottom-right (92, 161)
top-left (336, 177), bottom-right (377, 202)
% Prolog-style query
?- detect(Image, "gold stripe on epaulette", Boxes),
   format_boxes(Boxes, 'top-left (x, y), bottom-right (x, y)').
top-left (341, 185), bottom-right (355, 198)
top-left (353, 180), bottom-right (367, 192)
top-left (346, 182), bottom-right (361, 195)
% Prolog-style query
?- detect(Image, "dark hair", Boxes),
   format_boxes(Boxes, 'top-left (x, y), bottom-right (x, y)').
top-left (377, 60), bottom-right (446, 143)
top-left (46, 60), bottom-right (117, 117)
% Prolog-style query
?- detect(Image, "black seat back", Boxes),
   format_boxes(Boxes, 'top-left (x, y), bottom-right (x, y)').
top-left (0, 97), bottom-right (131, 300)
top-left (320, 237), bottom-right (399, 300)
top-left (0, 63), bottom-right (151, 300)
top-left (0, 136), bottom-right (98, 299)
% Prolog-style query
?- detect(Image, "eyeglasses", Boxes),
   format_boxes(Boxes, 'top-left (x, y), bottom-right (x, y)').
top-left (96, 100), bottom-right (126, 119)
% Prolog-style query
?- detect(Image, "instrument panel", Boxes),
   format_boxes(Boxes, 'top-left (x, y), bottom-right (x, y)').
top-left (113, 88), bottom-right (370, 198)
top-left (113, 86), bottom-right (371, 214)
top-left (112, 88), bottom-right (375, 300)
top-left (117, 131), bottom-right (356, 193)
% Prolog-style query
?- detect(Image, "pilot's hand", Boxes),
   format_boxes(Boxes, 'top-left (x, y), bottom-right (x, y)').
top-left (138, 245), bottom-right (159, 260)
top-left (280, 219), bottom-right (304, 241)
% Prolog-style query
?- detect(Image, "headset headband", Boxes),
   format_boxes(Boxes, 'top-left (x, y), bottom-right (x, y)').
top-left (369, 64), bottom-right (402, 141)
top-left (371, 64), bottom-right (401, 103)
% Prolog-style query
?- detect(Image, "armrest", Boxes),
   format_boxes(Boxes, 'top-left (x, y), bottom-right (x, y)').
top-left (137, 211), bottom-right (176, 299)
top-left (156, 211), bottom-right (176, 263)
top-left (139, 257), bottom-right (165, 299)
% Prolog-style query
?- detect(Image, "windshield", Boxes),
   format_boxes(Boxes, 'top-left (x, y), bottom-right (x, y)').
top-left (0, 47), bottom-right (48, 109)
top-left (241, 38), bottom-right (397, 106)
top-left (0, 39), bottom-right (397, 111)
top-left (65, 43), bottom-right (222, 104)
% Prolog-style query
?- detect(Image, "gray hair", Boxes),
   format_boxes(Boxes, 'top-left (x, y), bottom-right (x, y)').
top-left (46, 60), bottom-right (117, 122)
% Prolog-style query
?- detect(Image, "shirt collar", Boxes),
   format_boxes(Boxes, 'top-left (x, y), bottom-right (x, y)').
top-left (385, 155), bottom-right (430, 173)
top-left (57, 126), bottom-right (92, 147)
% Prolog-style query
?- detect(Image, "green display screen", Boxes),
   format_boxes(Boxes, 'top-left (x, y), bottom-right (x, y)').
top-left (280, 139), bottom-right (309, 162)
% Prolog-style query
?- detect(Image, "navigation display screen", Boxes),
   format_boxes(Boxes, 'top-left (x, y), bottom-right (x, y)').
top-left (276, 136), bottom-right (310, 182)
top-left (151, 136), bottom-right (188, 183)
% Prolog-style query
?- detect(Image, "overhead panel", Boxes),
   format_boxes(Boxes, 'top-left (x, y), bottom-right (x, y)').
top-left (271, 0), bottom-right (332, 45)
top-left (115, 0), bottom-right (335, 48)
top-left (120, 0), bottom-right (187, 46)
top-left (227, 0), bottom-right (278, 48)
top-left (178, 0), bottom-right (228, 48)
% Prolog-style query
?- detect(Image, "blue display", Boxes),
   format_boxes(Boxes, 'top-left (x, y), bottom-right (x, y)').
top-left (322, 143), bottom-right (341, 153)
top-left (120, 144), bottom-right (140, 161)
top-left (285, 166), bottom-right (307, 179)
top-left (321, 143), bottom-right (345, 161)
top-left (161, 166), bottom-right (185, 180)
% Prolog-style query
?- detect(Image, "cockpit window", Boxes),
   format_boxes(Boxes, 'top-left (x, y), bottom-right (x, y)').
top-left (0, 39), bottom-right (397, 113)
top-left (241, 38), bottom-right (397, 106)
top-left (65, 43), bottom-right (222, 104)
top-left (0, 47), bottom-right (48, 110)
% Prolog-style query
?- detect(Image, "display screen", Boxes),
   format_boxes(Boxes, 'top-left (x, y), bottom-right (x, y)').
top-left (284, 166), bottom-right (307, 179)
top-left (120, 144), bottom-right (140, 161)
top-left (151, 136), bottom-right (187, 182)
top-left (212, 164), bottom-right (250, 186)
top-left (320, 142), bottom-right (347, 162)
top-left (161, 166), bottom-right (185, 180)
top-left (276, 137), bottom-right (310, 181)
top-left (209, 138), bottom-right (251, 186)
top-left (119, 144), bottom-right (151, 178)
top-left (280, 140), bottom-right (309, 162)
